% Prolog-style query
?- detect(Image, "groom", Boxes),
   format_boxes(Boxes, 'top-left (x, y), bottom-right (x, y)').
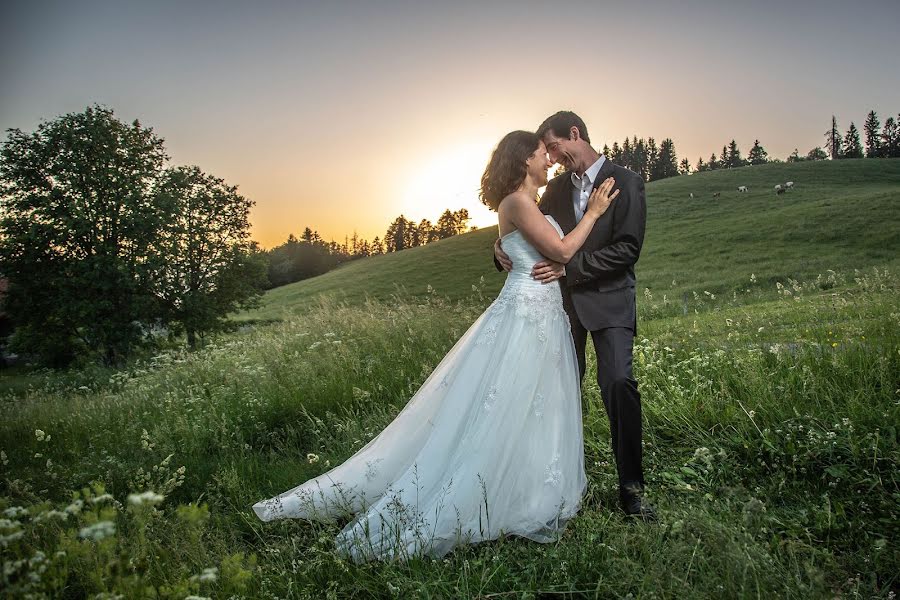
top-left (493, 110), bottom-right (655, 521)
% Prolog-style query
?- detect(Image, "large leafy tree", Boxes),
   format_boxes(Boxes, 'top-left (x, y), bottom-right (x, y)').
top-left (0, 105), bottom-right (168, 366)
top-left (807, 146), bottom-right (828, 161)
top-left (152, 165), bottom-right (267, 349)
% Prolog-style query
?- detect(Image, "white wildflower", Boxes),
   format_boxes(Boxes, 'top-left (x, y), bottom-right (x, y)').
top-left (307, 453), bottom-right (320, 464)
top-left (3, 506), bottom-right (28, 519)
top-left (78, 520), bottom-right (116, 541)
top-left (0, 530), bottom-right (25, 546)
top-left (34, 429), bottom-right (46, 442)
top-left (199, 566), bottom-right (218, 582)
top-left (127, 491), bottom-right (165, 506)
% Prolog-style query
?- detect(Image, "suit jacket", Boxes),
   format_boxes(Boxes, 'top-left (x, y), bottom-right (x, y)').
top-left (495, 159), bottom-right (647, 332)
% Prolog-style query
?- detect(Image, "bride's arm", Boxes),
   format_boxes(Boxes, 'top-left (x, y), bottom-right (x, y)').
top-left (500, 179), bottom-right (618, 264)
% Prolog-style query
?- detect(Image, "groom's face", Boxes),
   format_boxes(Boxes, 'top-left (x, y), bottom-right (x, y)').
top-left (541, 129), bottom-right (577, 171)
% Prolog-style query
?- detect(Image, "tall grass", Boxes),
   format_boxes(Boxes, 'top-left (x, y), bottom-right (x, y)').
top-left (1, 267), bottom-right (897, 598)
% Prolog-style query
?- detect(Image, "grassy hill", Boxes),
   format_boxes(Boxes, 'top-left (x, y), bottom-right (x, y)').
top-left (236, 159), bottom-right (900, 322)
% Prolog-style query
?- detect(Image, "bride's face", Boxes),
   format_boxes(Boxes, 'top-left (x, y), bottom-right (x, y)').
top-left (525, 141), bottom-right (552, 186)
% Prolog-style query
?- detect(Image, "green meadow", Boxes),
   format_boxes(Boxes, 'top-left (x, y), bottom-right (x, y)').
top-left (1, 159), bottom-right (898, 598)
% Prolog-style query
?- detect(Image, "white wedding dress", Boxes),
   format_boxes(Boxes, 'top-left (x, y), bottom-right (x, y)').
top-left (252, 215), bottom-right (587, 562)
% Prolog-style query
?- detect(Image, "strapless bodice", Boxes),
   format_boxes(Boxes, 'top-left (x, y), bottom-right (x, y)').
top-left (499, 215), bottom-right (565, 289)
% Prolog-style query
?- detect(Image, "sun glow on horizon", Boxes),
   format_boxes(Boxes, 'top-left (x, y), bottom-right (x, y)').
top-left (399, 141), bottom-right (498, 232)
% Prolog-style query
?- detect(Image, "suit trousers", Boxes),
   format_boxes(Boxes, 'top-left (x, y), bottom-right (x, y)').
top-left (570, 319), bottom-right (644, 488)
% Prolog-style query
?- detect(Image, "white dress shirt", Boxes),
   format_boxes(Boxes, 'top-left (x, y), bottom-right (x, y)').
top-left (571, 155), bottom-right (606, 223)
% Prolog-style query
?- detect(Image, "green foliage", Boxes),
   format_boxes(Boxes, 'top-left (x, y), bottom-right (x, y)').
top-left (0, 105), bottom-right (267, 364)
top-left (748, 139), bottom-right (768, 165)
top-left (0, 105), bottom-right (168, 367)
top-left (0, 482), bottom-right (256, 598)
top-left (153, 165), bottom-right (267, 349)
top-left (841, 122), bottom-right (864, 159)
top-left (864, 110), bottom-right (882, 158)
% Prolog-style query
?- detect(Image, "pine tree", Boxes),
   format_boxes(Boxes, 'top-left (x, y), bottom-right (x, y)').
top-left (721, 145), bottom-right (729, 168)
top-left (727, 140), bottom-right (744, 168)
top-left (842, 122), bottom-right (863, 159)
top-left (621, 137), bottom-right (632, 171)
top-left (825, 115), bottom-right (842, 159)
top-left (787, 149), bottom-right (803, 163)
top-left (646, 137), bottom-right (660, 181)
top-left (695, 157), bottom-right (706, 172)
top-left (634, 137), bottom-right (648, 181)
top-left (863, 110), bottom-right (881, 158)
top-left (679, 157), bottom-right (691, 175)
top-left (708, 153), bottom-right (719, 170)
top-left (882, 117), bottom-right (899, 158)
top-left (747, 140), bottom-right (768, 165)
top-left (602, 143), bottom-right (611, 157)
top-left (610, 141), bottom-right (622, 164)
top-left (655, 138), bottom-right (679, 180)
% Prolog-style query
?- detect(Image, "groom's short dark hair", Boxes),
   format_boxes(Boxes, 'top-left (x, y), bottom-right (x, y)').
top-left (537, 111), bottom-right (590, 144)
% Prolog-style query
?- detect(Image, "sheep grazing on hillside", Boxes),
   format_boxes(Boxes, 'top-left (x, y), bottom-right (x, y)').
top-left (690, 192), bottom-right (694, 198)
top-left (738, 186), bottom-right (748, 192)
top-left (713, 192), bottom-right (721, 198)
top-left (785, 181), bottom-right (794, 189)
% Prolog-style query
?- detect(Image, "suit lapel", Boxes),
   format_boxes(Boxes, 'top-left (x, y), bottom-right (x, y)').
top-left (592, 158), bottom-right (616, 192)
top-left (556, 175), bottom-right (577, 234)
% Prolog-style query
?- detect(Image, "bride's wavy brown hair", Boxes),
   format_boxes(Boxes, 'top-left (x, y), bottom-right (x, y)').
top-left (479, 130), bottom-right (539, 212)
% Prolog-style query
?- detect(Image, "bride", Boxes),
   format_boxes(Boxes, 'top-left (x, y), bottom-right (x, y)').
top-left (252, 130), bottom-right (618, 563)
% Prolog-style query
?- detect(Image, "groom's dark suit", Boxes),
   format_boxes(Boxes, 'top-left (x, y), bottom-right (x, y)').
top-left (494, 158), bottom-right (647, 487)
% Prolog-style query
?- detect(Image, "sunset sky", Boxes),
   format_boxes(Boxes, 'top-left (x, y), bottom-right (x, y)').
top-left (2, 0), bottom-right (898, 248)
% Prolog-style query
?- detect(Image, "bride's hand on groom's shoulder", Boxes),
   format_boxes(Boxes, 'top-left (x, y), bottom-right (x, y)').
top-left (494, 238), bottom-right (512, 271)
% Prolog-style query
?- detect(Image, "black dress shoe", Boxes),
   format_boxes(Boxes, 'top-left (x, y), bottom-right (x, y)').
top-left (620, 482), bottom-right (657, 522)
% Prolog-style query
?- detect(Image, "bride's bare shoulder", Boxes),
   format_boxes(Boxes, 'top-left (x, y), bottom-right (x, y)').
top-left (498, 191), bottom-right (536, 213)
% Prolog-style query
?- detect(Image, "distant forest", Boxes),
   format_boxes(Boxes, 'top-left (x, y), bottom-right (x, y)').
top-left (264, 209), bottom-right (471, 288)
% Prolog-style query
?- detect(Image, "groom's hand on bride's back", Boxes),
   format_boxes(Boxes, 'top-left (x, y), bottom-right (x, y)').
top-left (494, 238), bottom-right (513, 272)
top-left (531, 260), bottom-right (565, 283)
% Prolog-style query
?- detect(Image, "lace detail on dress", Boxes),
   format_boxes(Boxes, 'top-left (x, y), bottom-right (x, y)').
top-left (483, 386), bottom-right (498, 412)
top-left (533, 393), bottom-right (546, 419)
top-left (365, 458), bottom-right (384, 481)
top-left (476, 283), bottom-right (567, 347)
top-left (544, 453), bottom-right (562, 486)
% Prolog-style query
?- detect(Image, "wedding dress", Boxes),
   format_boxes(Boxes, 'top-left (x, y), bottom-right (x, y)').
top-left (252, 215), bottom-right (587, 562)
